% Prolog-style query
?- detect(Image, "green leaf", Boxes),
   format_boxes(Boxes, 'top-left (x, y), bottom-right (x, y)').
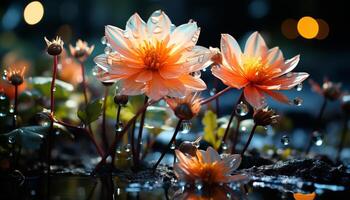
top-left (202, 110), bottom-right (222, 149)
top-left (0, 126), bottom-right (48, 150)
top-left (29, 76), bottom-right (74, 100)
top-left (77, 99), bottom-right (103, 124)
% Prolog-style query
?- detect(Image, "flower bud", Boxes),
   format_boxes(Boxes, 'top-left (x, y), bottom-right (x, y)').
top-left (114, 95), bottom-right (128, 105)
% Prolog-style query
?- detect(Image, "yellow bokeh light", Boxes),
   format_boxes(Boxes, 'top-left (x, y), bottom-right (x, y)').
top-left (23, 1), bottom-right (44, 25)
top-left (297, 16), bottom-right (319, 39)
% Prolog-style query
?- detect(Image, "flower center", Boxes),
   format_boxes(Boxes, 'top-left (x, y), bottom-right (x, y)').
top-left (241, 55), bottom-right (267, 82)
top-left (139, 40), bottom-right (170, 71)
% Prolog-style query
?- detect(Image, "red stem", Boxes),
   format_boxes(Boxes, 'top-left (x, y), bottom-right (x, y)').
top-left (13, 85), bottom-right (18, 128)
top-left (81, 62), bottom-right (88, 105)
top-left (50, 56), bottom-right (58, 116)
top-left (200, 86), bottom-right (232, 105)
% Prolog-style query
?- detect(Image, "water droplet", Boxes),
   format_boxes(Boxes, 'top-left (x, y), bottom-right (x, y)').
top-left (180, 120), bottom-right (192, 134)
top-left (195, 180), bottom-right (203, 191)
top-left (221, 142), bottom-right (228, 151)
top-left (296, 83), bottom-right (303, 91)
top-left (209, 88), bottom-right (217, 96)
top-left (312, 131), bottom-right (323, 146)
top-left (9, 105), bottom-right (14, 113)
top-left (116, 122), bottom-right (123, 132)
top-left (8, 136), bottom-right (15, 144)
top-left (170, 143), bottom-right (176, 150)
top-left (153, 26), bottom-right (162, 34)
top-left (281, 135), bottom-right (289, 146)
top-left (293, 97), bottom-right (303, 106)
top-left (2, 70), bottom-right (8, 80)
top-left (191, 71), bottom-right (201, 78)
top-left (286, 72), bottom-right (292, 78)
top-left (30, 190), bottom-right (36, 196)
top-left (101, 36), bottom-right (107, 45)
top-left (92, 66), bottom-right (99, 76)
top-left (235, 102), bottom-right (249, 116)
top-left (106, 156), bottom-right (112, 163)
top-left (151, 16), bottom-right (160, 24)
top-left (124, 144), bottom-right (131, 153)
top-left (198, 55), bottom-right (204, 63)
top-left (0, 92), bottom-right (7, 100)
top-left (52, 86), bottom-right (56, 92)
top-left (0, 112), bottom-right (6, 117)
top-left (104, 46), bottom-right (112, 55)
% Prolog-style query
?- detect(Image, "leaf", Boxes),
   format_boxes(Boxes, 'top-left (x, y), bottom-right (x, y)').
top-left (29, 76), bottom-right (74, 100)
top-left (77, 99), bottom-right (103, 124)
top-left (0, 126), bottom-right (48, 150)
top-left (202, 110), bottom-right (221, 149)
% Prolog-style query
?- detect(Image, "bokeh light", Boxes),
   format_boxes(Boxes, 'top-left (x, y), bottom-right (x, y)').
top-left (23, 1), bottom-right (44, 25)
top-left (297, 16), bottom-right (319, 39)
top-left (281, 19), bottom-right (298, 39)
top-left (316, 19), bottom-right (330, 40)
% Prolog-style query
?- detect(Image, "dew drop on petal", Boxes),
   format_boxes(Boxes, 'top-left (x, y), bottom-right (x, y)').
top-left (293, 97), bottom-right (303, 106)
top-left (101, 36), bottom-right (107, 45)
top-left (281, 135), bottom-right (289, 146)
top-left (286, 72), bottom-right (293, 78)
top-left (191, 71), bottom-right (201, 78)
top-left (235, 102), bottom-right (249, 116)
top-left (153, 26), bottom-right (162, 34)
top-left (104, 46), bottom-right (112, 55)
top-left (296, 83), bottom-right (303, 91)
top-left (198, 55), bottom-right (204, 63)
top-left (180, 120), bottom-right (192, 134)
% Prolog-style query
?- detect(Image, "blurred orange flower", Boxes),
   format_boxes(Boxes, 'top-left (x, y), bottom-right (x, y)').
top-left (59, 50), bottom-right (83, 85)
top-left (69, 39), bottom-right (94, 62)
top-left (309, 78), bottom-right (342, 101)
top-left (94, 10), bottom-right (214, 100)
top-left (212, 32), bottom-right (309, 108)
top-left (174, 147), bottom-right (244, 185)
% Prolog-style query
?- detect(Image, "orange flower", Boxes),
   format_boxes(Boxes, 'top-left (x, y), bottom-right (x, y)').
top-left (94, 10), bottom-right (214, 100)
top-left (0, 80), bottom-right (26, 100)
top-left (166, 92), bottom-right (202, 120)
top-left (174, 147), bottom-right (244, 185)
top-left (293, 192), bottom-right (316, 200)
top-left (69, 39), bottom-right (94, 62)
top-left (212, 32), bottom-right (309, 108)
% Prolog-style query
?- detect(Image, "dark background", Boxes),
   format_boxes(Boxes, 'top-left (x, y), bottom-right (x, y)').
top-left (0, 0), bottom-right (349, 111)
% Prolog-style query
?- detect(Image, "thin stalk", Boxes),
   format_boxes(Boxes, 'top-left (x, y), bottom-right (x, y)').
top-left (306, 97), bottom-right (327, 154)
top-left (153, 119), bottom-right (183, 171)
top-left (231, 119), bottom-right (241, 154)
top-left (213, 78), bottom-right (220, 116)
top-left (50, 55), bottom-right (58, 115)
top-left (200, 86), bottom-right (232, 105)
top-left (111, 104), bottom-right (122, 166)
top-left (93, 100), bottom-right (156, 173)
top-left (81, 62), bottom-right (88, 105)
top-left (131, 121), bottom-right (137, 167)
top-left (101, 86), bottom-right (109, 150)
top-left (222, 92), bottom-right (244, 143)
top-left (13, 85), bottom-right (18, 128)
top-left (241, 124), bottom-right (257, 156)
top-left (135, 96), bottom-right (149, 166)
top-left (336, 115), bottom-right (349, 162)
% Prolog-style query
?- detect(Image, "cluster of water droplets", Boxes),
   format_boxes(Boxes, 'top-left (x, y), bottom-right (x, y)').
top-left (281, 135), bottom-right (290, 146)
top-left (0, 91), bottom-right (9, 117)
